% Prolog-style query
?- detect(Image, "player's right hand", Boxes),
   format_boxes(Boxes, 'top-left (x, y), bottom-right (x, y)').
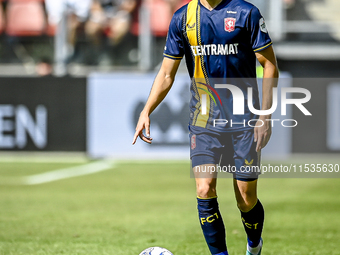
top-left (132, 112), bottom-right (153, 145)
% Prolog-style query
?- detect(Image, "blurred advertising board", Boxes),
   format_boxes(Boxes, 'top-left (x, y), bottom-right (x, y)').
top-left (87, 73), bottom-right (191, 159)
top-left (0, 77), bottom-right (86, 151)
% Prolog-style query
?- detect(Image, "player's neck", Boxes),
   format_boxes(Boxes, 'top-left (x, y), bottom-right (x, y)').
top-left (200, 0), bottom-right (224, 10)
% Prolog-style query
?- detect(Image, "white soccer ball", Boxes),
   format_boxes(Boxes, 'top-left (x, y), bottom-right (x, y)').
top-left (138, 246), bottom-right (173, 255)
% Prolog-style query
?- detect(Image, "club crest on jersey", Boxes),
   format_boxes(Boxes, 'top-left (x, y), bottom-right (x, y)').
top-left (224, 18), bottom-right (236, 32)
top-left (191, 134), bottom-right (196, 150)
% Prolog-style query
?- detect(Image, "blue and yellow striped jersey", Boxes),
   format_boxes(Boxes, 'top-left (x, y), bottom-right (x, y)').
top-left (164, 0), bottom-right (272, 132)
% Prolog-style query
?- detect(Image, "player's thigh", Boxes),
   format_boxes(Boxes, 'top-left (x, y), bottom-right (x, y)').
top-left (231, 131), bottom-right (260, 211)
top-left (190, 130), bottom-right (223, 198)
top-left (232, 130), bottom-right (261, 180)
top-left (190, 131), bottom-right (223, 170)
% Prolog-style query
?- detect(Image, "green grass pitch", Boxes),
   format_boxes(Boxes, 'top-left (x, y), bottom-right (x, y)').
top-left (0, 159), bottom-right (339, 255)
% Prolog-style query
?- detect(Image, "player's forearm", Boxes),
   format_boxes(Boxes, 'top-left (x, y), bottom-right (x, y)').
top-left (260, 63), bottom-right (279, 119)
top-left (141, 58), bottom-right (180, 117)
top-left (141, 71), bottom-right (175, 117)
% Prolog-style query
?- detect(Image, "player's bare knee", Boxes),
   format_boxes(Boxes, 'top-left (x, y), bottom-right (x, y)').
top-left (196, 182), bottom-right (216, 198)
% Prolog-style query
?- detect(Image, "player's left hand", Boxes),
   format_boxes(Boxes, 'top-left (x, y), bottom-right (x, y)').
top-left (132, 111), bottom-right (153, 145)
top-left (254, 117), bottom-right (272, 152)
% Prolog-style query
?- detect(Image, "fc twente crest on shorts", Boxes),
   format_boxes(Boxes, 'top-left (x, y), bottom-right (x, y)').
top-left (191, 134), bottom-right (196, 150)
top-left (224, 18), bottom-right (236, 32)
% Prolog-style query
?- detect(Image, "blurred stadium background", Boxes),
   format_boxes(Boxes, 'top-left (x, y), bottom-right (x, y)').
top-left (0, 0), bottom-right (339, 157)
top-left (0, 0), bottom-right (339, 254)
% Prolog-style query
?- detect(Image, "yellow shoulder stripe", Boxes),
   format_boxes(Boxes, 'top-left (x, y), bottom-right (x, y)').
top-left (254, 42), bottom-right (273, 52)
top-left (163, 53), bottom-right (183, 59)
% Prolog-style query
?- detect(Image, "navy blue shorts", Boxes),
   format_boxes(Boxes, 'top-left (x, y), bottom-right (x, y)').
top-left (190, 128), bottom-right (261, 180)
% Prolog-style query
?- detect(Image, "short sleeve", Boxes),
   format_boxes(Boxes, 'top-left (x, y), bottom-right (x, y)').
top-left (248, 7), bottom-right (272, 52)
top-left (163, 14), bottom-right (184, 60)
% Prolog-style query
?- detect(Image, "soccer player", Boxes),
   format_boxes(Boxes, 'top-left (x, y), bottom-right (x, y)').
top-left (132, 0), bottom-right (279, 254)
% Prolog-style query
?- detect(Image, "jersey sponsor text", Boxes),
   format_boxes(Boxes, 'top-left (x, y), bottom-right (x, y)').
top-left (190, 43), bottom-right (239, 56)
